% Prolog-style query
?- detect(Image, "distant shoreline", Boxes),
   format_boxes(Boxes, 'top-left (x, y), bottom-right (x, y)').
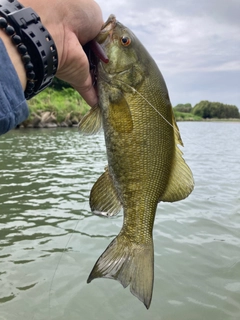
top-left (17, 116), bottom-right (240, 130)
top-left (177, 118), bottom-right (240, 122)
top-left (20, 88), bottom-right (239, 129)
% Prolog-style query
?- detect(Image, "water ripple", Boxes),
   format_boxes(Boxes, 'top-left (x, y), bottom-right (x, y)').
top-left (0, 125), bottom-right (240, 320)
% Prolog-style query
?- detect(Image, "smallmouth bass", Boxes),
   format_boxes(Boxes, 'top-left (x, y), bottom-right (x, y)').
top-left (79, 15), bottom-right (194, 309)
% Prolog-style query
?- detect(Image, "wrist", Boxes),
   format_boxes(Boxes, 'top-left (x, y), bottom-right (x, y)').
top-left (19, 0), bottom-right (63, 66)
top-left (0, 0), bottom-right (58, 99)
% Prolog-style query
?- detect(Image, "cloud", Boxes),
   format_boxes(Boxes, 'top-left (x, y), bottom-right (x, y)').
top-left (96, 0), bottom-right (240, 107)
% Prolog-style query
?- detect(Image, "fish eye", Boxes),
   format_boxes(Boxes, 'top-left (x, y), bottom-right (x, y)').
top-left (121, 36), bottom-right (131, 47)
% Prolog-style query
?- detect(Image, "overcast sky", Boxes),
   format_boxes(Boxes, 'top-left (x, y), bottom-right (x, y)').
top-left (95, 0), bottom-right (240, 108)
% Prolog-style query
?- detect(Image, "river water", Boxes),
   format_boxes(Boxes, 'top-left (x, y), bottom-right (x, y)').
top-left (0, 122), bottom-right (240, 320)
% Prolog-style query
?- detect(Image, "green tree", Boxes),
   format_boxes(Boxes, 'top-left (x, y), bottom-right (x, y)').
top-left (192, 101), bottom-right (240, 119)
top-left (174, 103), bottom-right (192, 113)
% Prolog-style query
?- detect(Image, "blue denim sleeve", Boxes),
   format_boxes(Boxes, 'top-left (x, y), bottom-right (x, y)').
top-left (0, 38), bottom-right (29, 135)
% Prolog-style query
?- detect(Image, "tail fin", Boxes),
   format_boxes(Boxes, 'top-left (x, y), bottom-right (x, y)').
top-left (87, 233), bottom-right (154, 309)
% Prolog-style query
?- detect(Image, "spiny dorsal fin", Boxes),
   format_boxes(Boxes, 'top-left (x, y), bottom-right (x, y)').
top-left (90, 167), bottom-right (122, 217)
top-left (79, 104), bottom-right (102, 135)
top-left (160, 110), bottom-right (194, 202)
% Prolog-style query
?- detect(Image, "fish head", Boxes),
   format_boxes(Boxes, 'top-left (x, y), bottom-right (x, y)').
top-left (95, 15), bottom-right (148, 87)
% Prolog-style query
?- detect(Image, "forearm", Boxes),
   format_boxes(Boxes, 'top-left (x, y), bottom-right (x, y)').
top-left (0, 28), bottom-right (27, 90)
top-left (0, 37), bottom-right (29, 135)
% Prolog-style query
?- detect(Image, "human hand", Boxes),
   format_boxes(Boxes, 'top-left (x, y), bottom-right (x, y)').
top-left (21, 0), bottom-right (103, 106)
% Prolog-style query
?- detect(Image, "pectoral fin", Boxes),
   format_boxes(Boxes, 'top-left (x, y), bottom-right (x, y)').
top-left (160, 111), bottom-right (194, 202)
top-left (79, 104), bottom-right (102, 135)
top-left (109, 95), bottom-right (133, 133)
top-left (90, 167), bottom-right (122, 217)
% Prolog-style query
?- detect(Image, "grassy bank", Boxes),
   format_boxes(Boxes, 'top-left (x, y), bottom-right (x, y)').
top-left (26, 87), bottom-right (90, 125)
top-left (173, 111), bottom-right (202, 121)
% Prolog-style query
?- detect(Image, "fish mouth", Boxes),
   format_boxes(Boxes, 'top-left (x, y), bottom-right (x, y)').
top-left (95, 14), bottom-right (117, 45)
top-left (83, 15), bottom-right (117, 90)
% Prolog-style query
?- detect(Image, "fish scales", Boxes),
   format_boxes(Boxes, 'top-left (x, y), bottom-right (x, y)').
top-left (79, 14), bottom-right (194, 309)
top-left (98, 54), bottom-right (174, 243)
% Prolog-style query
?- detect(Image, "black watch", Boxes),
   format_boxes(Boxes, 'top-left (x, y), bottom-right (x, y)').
top-left (0, 0), bottom-right (58, 99)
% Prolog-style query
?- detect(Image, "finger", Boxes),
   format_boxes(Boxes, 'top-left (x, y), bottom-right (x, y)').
top-left (75, 1), bottom-right (104, 44)
top-left (73, 72), bottom-right (98, 107)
